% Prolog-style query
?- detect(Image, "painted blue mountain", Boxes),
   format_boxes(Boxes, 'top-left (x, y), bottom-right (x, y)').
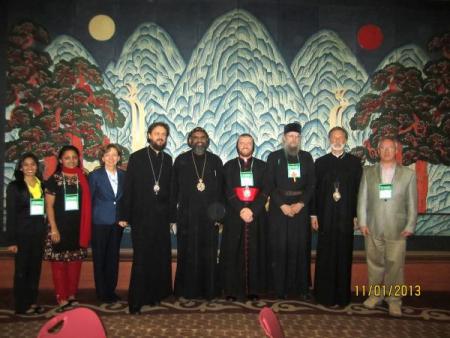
top-left (45, 35), bottom-right (98, 69)
top-left (7, 13), bottom-right (449, 235)
top-left (165, 9), bottom-right (308, 161)
top-left (291, 30), bottom-right (369, 158)
top-left (376, 44), bottom-right (429, 70)
top-left (104, 23), bottom-right (185, 153)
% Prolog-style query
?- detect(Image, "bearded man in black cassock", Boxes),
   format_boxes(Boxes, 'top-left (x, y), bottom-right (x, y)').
top-left (120, 122), bottom-right (173, 314)
top-left (171, 127), bottom-right (224, 300)
top-left (220, 134), bottom-right (268, 301)
top-left (265, 122), bottom-right (315, 300)
top-left (311, 127), bottom-right (362, 307)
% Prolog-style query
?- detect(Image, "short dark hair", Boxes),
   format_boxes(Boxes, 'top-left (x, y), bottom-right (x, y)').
top-left (99, 144), bottom-right (122, 166)
top-left (236, 133), bottom-right (255, 154)
top-left (147, 122), bottom-right (170, 137)
top-left (328, 126), bottom-right (348, 140)
top-left (187, 127), bottom-right (210, 148)
top-left (378, 135), bottom-right (398, 148)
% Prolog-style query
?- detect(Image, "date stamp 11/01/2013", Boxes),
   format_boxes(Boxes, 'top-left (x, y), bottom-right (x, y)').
top-left (355, 285), bottom-right (421, 297)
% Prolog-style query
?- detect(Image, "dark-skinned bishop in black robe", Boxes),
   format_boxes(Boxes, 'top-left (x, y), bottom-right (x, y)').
top-left (312, 151), bottom-right (362, 306)
top-left (265, 123), bottom-right (315, 299)
top-left (220, 156), bottom-right (268, 300)
top-left (121, 141), bottom-right (173, 313)
top-left (172, 128), bottom-right (224, 300)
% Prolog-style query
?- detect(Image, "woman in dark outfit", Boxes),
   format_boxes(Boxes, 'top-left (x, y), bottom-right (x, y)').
top-left (44, 145), bottom-right (91, 309)
top-left (89, 144), bottom-right (126, 303)
top-left (6, 153), bottom-right (46, 314)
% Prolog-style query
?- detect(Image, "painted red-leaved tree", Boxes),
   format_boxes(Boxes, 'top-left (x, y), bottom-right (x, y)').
top-left (6, 21), bottom-right (128, 178)
top-left (350, 32), bottom-right (450, 213)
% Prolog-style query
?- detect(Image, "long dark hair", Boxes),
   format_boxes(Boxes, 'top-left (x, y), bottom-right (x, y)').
top-left (54, 145), bottom-right (81, 174)
top-left (13, 152), bottom-right (42, 194)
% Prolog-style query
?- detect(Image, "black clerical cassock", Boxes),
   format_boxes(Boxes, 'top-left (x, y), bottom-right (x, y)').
top-left (220, 157), bottom-right (268, 299)
top-left (121, 147), bottom-right (173, 311)
top-left (312, 152), bottom-right (362, 306)
top-left (265, 149), bottom-right (315, 298)
top-left (171, 150), bottom-right (224, 300)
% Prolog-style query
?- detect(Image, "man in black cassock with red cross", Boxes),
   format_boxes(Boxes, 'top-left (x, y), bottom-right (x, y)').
top-left (220, 134), bottom-right (268, 301)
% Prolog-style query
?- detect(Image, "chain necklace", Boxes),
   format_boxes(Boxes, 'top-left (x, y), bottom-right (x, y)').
top-left (192, 151), bottom-right (207, 192)
top-left (147, 146), bottom-right (164, 195)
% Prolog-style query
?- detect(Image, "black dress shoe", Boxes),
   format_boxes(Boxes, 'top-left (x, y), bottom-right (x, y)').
top-left (67, 299), bottom-right (79, 306)
top-left (111, 293), bottom-right (121, 301)
top-left (129, 306), bottom-right (141, 315)
top-left (102, 294), bottom-right (121, 304)
top-left (31, 306), bottom-right (46, 314)
top-left (247, 294), bottom-right (259, 301)
top-left (299, 293), bottom-right (312, 301)
top-left (56, 303), bottom-right (74, 313)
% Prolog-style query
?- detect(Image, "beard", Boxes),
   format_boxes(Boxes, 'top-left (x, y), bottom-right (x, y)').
top-left (238, 149), bottom-right (253, 158)
top-left (284, 144), bottom-right (300, 156)
top-left (331, 143), bottom-right (345, 152)
top-left (149, 138), bottom-right (167, 151)
top-left (193, 143), bottom-right (207, 155)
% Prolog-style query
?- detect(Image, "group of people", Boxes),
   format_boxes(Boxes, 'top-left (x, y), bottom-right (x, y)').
top-left (5, 121), bottom-right (417, 318)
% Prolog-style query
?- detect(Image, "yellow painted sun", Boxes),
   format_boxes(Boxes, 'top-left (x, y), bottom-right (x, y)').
top-left (88, 15), bottom-right (116, 41)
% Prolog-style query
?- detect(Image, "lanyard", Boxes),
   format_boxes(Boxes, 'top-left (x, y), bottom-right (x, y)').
top-left (237, 157), bottom-right (253, 173)
top-left (238, 158), bottom-right (254, 187)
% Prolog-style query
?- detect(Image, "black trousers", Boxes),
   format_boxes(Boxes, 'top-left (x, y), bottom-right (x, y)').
top-left (91, 224), bottom-right (123, 300)
top-left (14, 234), bottom-right (45, 313)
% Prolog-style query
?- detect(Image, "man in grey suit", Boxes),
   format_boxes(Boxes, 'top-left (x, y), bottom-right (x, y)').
top-left (357, 136), bottom-right (417, 317)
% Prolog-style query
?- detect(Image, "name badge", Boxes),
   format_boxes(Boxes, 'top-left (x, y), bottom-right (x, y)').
top-left (65, 193), bottom-right (79, 211)
top-left (240, 171), bottom-right (254, 187)
top-left (379, 184), bottom-right (393, 199)
top-left (30, 198), bottom-right (44, 216)
top-left (287, 163), bottom-right (301, 179)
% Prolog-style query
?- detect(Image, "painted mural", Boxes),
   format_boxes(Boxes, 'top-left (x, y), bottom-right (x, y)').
top-left (4, 9), bottom-right (450, 235)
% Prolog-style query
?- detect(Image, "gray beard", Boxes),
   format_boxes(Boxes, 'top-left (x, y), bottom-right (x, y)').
top-left (193, 144), bottom-right (206, 155)
top-left (284, 145), bottom-right (299, 157)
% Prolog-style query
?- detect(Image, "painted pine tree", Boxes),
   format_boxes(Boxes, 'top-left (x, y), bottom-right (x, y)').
top-left (350, 32), bottom-right (450, 213)
top-left (6, 21), bottom-right (128, 177)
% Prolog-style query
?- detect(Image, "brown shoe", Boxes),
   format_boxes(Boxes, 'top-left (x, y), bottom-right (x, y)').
top-left (388, 302), bottom-right (402, 317)
top-left (363, 296), bottom-right (383, 309)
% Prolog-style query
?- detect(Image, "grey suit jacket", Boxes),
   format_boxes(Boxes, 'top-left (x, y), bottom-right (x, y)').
top-left (357, 163), bottom-right (418, 240)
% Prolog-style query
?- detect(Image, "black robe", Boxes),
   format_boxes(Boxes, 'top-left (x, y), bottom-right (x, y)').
top-left (220, 157), bottom-right (268, 299)
top-left (265, 149), bottom-right (315, 297)
top-left (312, 152), bottom-right (362, 306)
top-left (172, 150), bottom-right (224, 299)
top-left (121, 147), bottom-right (173, 308)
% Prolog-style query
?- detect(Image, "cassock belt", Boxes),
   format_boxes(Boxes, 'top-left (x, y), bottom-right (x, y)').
top-left (234, 187), bottom-right (260, 202)
top-left (278, 189), bottom-right (303, 196)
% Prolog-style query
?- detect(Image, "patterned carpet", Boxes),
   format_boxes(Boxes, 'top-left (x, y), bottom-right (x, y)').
top-left (1, 290), bottom-right (450, 337)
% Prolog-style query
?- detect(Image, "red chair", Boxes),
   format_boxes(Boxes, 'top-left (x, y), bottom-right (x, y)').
top-left (259, 306), bottom-right (285, 338)
top-left (37, 307), bottom-right (106, 338)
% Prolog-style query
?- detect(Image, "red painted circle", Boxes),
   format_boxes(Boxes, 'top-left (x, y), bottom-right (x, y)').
top-left (358, 24), bottom-right (384, 50)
